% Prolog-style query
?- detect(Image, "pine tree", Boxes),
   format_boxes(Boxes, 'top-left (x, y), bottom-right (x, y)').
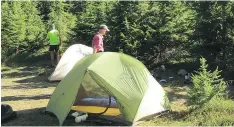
top-left (1, 2), bottom-right (27, 55)
top-left (137, 1), bottom-right (196, 66)
top-left (22, 1), bottom-right (46, 51)
top-left (188, 57), bottom-right (227, 109)
top-left (1, 1), bottom-right (47, 59)
top-left (47, 1), bottom-right (77, 45)
top-left (107, 1), bottom-right (139, 53)
top-left (74, 1), bottom-right (115, 46)
top-left (107, 1), bottom-right (195, 67)
top-left (1, 2), bottom-right (11, 60)
top-left (37, 1), bottom-right (51, 21)
top-left (191, 1), bottom-right (234, 66)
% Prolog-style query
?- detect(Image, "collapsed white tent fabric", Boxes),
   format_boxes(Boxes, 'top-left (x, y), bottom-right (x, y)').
top-left (48, 44), bottom-right (93, 81)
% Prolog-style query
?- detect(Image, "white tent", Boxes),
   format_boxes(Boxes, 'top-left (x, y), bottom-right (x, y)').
top-left (48, 44), bottom-right (93, 81)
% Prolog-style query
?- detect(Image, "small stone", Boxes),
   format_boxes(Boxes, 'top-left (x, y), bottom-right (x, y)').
top-left (177, 69), bottom-right (187, 76)
top-left (161, 65), bottom-right (166, 71)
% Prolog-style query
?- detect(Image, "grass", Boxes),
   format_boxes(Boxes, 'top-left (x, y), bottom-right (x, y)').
top-left (140, 98), bottom-right (234, 126)
top-left (185, 98), bottom-right (234, 126)
top-left (1, 62), bottom-right (58, 125)
top-left (1, 59), bottom-right (234, 126)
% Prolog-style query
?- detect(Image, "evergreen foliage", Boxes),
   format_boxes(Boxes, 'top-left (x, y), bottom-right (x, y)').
top-left (1, 1), bottom-right (234, 75)
top-left (188, 57), bottom-right (227, 109)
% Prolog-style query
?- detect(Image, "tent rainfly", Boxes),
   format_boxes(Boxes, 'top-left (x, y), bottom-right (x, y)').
top-left (48, 44), bottom-right (93, 81)
top-left (46, 52), bottom-right (169, 125)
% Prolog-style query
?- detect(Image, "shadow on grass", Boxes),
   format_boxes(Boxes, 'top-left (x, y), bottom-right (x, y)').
top-left (4, 50), bottom-right (49, 66)
top-left (1, 107), bottom-right (59, 126)
top-left (164, 85), bottom-right (190, 103)
top-left (17, 66), bottom-right (39, 71)
top-left (2, 61), bottom-right (54, 78)
top-left (2, 71), bottom-right (35, 78)
top-left (167, 92), bottom-right (188, 103)
top-left (2, 75), bottom-right (57, 90)
top-left (2, 94), bottom-right (51, 102)
top-left (1, 107), bottom-right (126, 126)
top-left (158, 110), bottom-right (189, 120)
top-left (1, 68), bottom-right (11, 72)
top-left (1, 63), bottom-right (56, 89)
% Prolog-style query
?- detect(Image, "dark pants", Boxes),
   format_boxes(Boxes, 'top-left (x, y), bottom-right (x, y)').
top-left (49, 45), bottom-right (60, 66)
top-left (49, 45), bottom-right (59, 52)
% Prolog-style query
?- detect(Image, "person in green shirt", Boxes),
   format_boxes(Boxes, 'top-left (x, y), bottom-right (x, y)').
top-left (47, 24), bottom-right (61, 67)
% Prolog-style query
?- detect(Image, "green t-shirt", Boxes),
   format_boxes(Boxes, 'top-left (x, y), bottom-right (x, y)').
top-left (47, 30), bottom-right (60, 45)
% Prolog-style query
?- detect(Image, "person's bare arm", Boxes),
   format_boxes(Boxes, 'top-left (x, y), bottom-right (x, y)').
top-left (59, 33), bottom-right (62, 46)
top-left (93, 48), bottom-right (96, 54)
top-left (46, 33), bottom-right (50, 46)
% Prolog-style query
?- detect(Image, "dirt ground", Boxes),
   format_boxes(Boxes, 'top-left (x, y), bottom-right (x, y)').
top-left (1, 61), bottom-right (226, 126)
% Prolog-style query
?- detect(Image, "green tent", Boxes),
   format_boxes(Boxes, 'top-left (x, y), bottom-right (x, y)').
top-left (46, 52), bottom-right (169, 125)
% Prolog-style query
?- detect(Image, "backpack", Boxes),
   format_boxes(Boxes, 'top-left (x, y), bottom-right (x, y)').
top-left (1, 104), bottom-right (17, 123)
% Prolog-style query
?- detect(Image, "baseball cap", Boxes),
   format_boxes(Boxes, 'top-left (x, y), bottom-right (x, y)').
top-left (99, 24), bottom-right (110, 31)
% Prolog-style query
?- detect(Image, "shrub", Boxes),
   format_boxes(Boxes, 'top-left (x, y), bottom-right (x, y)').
top-left (188, 57), bottom-right (227, 109)
top-left (185, 98), bottom-right (234, 126)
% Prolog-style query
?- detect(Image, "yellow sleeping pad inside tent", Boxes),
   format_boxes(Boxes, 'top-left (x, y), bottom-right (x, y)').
top-left (71, 106), bottom-right (121, 116)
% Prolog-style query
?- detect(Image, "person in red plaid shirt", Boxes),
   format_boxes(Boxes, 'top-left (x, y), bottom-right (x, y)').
top-left (92, 25), bottom-right (110, 54)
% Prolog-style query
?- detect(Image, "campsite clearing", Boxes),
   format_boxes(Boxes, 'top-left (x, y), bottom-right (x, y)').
top-left (1, 61), bottom-right (187, 126)
top-left (1, 61), bottom-right (234, 126)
